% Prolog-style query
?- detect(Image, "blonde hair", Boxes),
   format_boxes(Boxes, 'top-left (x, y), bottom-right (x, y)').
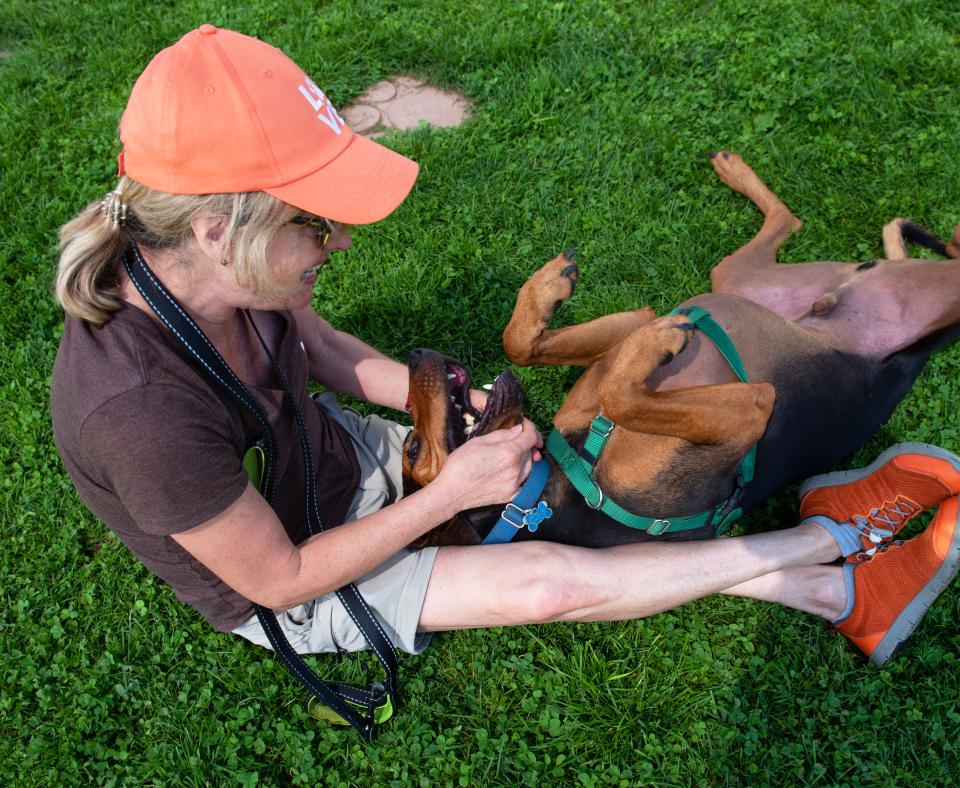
top-left (55, 176), bottom-right (298, 325)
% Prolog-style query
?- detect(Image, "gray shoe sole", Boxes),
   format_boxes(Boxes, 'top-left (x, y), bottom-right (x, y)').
top-left (870, 501), bottom-right (960, 666)
top-left (799, 442), bottom-right (960, 501)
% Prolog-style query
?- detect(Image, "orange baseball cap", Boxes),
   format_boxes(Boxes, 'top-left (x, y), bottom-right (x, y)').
top-left (118, 25), bottom-right (418, 224)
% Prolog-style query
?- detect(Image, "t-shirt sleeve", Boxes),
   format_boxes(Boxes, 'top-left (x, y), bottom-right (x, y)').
top-left (79, 383), bottom-right (249, 536)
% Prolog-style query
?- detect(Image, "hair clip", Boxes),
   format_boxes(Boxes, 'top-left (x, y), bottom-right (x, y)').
top-left (100, 189), bottom-right (128, 228)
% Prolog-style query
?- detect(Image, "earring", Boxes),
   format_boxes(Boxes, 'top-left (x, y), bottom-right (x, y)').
top-left (220, 258), bottom-right (230, 266)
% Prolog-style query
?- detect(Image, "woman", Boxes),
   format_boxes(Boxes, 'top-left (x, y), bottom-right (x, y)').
top-left (51, 26), bottom-right (960, 702)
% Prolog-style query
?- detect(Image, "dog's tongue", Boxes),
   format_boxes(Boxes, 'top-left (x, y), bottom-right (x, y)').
top-left (446, 363), bottom-right (468, 387)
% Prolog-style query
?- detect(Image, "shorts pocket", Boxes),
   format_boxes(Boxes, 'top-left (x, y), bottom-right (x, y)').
top-left (278, 601), bottom-right (315, 651)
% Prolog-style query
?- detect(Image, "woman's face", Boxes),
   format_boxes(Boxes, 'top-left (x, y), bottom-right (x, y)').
top-left (261, 217), bottom-right (352, 309)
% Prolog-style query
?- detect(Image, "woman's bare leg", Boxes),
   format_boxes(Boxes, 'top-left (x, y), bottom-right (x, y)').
top-left (721, 564), bottom-right (845, 620)
top-left (418, 521), bottom-right (839, 631)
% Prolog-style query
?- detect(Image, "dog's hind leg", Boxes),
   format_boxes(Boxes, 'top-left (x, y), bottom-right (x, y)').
top-left (504, 252), bottom-right (656, 367)
top-left (708, 153), bottom-right (960, 343)
top-left (882, 218), bottom-right (911, 260)
top-left (708, 152), bottom-right (856, 319)
top-left (947, 223), bottom-right (960, 258)
top-left (882, 218), bottom-right (952, 260)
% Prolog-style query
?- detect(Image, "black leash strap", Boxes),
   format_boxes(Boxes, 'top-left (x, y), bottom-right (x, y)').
top-left (123, 246), bottom-right (398, 740)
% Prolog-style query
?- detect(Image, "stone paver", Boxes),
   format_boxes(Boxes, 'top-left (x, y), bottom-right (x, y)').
top-left (342, 76), bottom-right (472, 137)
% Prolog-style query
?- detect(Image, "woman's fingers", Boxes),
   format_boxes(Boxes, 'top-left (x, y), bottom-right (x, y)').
top-left (437, 420), bottom-right (544, 510)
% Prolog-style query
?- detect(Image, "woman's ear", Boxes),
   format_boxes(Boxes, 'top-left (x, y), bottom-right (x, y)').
top-left (189, 212), bottom-right (231, 263)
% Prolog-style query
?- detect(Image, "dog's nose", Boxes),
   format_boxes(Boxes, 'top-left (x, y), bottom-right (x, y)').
top-left (408, 348), bottom-right (425, 370)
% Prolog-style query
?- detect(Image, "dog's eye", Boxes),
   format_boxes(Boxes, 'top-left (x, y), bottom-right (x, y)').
top-left (406, 438), bottom-right (420, 463)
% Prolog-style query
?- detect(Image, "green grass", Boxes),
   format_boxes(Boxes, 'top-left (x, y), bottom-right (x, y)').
top-left (3, 0), bottom-right (960, 783)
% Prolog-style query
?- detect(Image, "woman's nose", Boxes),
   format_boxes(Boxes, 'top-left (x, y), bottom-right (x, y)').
top-left (328, 223), bottom-right (352, 251)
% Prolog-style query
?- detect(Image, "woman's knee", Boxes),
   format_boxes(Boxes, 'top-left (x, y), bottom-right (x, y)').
top-left (511, 542), bottom-right (604, 623)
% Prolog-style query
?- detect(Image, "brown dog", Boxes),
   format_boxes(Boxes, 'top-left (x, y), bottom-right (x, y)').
top-left (402, 152), bottom-right (960, 547)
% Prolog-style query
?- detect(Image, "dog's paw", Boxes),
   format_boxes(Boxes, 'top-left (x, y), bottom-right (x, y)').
top-left (650, 314), bottom-right (694, 365)
top-left (524, 252), bottom-right (580, 317)
top-left (709, 150), bottom-right (753, 189)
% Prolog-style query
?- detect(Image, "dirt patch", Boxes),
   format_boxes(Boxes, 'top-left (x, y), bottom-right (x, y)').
top-left (342, 76), bottom-right (472, 137)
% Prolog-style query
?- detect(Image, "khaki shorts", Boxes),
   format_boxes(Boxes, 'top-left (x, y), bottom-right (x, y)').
top-left (232, 393), bottom-right (438, 655)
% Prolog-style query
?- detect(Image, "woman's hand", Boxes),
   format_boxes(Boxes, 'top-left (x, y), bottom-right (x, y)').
top-left (432, 419), bottom-right (543, 511)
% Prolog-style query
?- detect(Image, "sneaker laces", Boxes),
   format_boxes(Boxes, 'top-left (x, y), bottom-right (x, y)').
top-left (853, 538), bottom-right (905, 563)
top-left (850, 498), bottom-right (919, 545)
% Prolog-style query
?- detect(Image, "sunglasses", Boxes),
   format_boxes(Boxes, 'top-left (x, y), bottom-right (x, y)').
top-left (288, 213), bottom-right (334, 247)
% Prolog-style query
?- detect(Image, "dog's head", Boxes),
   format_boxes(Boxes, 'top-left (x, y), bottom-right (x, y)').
top-left (402, 348), bottom-right (525, 489)
top-left (401, 349), bottom-right (525, 546)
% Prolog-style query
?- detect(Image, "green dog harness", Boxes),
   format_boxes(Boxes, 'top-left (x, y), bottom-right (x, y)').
top-left (546, 305), bottom-right (757, 536)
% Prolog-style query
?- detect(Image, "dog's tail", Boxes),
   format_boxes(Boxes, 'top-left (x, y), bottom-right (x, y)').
top-left (900, 220), bottom-right (949, 257)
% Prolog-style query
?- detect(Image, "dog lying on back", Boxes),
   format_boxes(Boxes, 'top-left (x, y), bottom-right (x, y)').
top-left (401, 152), bottom-right (960, 547)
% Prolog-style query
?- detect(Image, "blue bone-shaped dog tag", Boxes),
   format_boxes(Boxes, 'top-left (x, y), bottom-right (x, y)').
top-left (524, 501), bottom-right (554, 532)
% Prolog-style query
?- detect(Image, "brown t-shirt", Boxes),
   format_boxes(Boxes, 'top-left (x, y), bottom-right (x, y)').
top-left (51, 302), bottom-right (361, 631)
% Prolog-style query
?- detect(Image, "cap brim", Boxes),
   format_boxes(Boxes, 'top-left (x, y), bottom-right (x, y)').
top-left (265, 133), bottom-right (418, 225)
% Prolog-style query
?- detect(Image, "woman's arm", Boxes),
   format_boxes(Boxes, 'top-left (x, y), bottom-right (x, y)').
top-left (171, 420), bottom-right (541, 609)
top-left (291, 306), bottom-right (409, 411)
top-left (291, 306), bottom-right (488, 413)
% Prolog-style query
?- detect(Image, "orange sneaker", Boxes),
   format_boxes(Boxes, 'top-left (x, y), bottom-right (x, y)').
top-left (800, 442), bottom-right (960, 558)
top-left (831, 496), bottom-right (960, 665)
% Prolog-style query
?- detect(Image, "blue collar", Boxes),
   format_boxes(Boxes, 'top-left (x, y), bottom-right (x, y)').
top-left (483, 458), bottom-right (554, 544)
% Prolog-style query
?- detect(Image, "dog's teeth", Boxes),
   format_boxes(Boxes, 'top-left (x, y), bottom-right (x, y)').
top-left (447, 373), bottom-right (457, 380)
top-left (463, 413), bottom-right (475, 426)
top-left (464, 423), bottom-right (474, 436)
top-left (482, 383), bottom-right (493, 391)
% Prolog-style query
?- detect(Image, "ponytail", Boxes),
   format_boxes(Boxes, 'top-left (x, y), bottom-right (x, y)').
top-left (55, 193), bottom-right (127, 325)
top-left (54, 177), bottom-right (294, 325)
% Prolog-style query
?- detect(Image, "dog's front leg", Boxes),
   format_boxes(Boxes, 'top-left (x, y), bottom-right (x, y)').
top-left (597, 315), bottom-right (775, 446)
top-left (503, 253), bottom-right (655, 367)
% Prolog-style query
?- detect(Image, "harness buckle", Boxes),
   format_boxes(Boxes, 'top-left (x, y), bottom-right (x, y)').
top-left (723, 474), bottom-right (746, 513)
top-left (714, 474), bottom-right (747, 535)
top-left (647, 519), bottom-right (671, 536)
top-left (589, 415), bottom-right (615, 440)
top-left (584, 482), bottom-right (604, 510)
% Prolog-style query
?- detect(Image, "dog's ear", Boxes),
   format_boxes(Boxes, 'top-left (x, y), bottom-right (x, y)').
top-left (490, 405), bottom-right (524, 430)
top-left (477, 396), bottom-right (526, 433)
top-left (402, 471), bottom-right (422, 499)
